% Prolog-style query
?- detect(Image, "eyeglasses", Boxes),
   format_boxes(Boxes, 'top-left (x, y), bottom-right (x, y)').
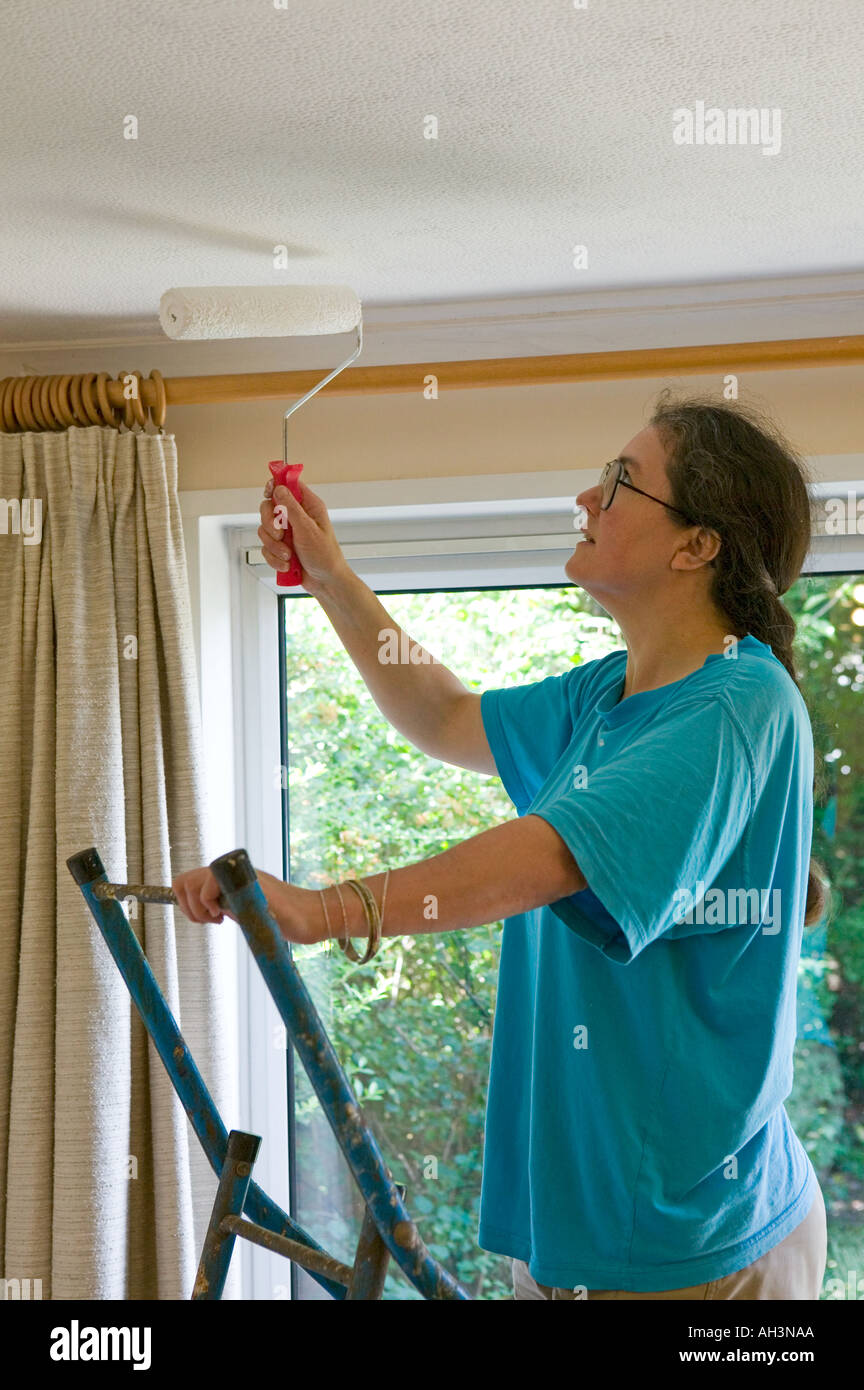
top-left (599, 458), bottom-right (698, 524)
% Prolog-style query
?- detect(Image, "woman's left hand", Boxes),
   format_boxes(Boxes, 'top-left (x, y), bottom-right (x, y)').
top-left (171, 865), bottom-right (326, 946)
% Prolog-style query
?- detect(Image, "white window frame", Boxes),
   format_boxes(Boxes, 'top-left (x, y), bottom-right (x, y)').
top-left (180, 462), bottom-right (864, 1299)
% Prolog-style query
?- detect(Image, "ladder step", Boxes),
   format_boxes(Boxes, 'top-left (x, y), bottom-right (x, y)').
top-left (221, 1214), bottom-right (353, 1287)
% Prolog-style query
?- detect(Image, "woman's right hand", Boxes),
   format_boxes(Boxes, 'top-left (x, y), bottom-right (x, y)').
top-left (258, 474), bottom-right (349, 596)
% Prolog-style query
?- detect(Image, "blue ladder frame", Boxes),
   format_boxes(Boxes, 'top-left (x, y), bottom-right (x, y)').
top-left (67, 845), bottom-right (470, 1301)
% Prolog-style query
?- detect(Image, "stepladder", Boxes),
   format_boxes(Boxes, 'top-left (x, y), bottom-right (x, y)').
top-left (67, 845), bottom-right (470, 1301)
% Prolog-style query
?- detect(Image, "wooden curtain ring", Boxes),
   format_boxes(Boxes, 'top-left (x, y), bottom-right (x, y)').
top-left (115, 370), bottom-right (136, 429)
top-left (51, 374), bottom-right (77, 428)
top-left (130, 370), bottom-right (147, 428)
top-left (70, 374), bottom-right (91, 425)
top-left (115, 371), bottom-right (135, 429)
top-left (15, 376), bottom-right (36, 431)
top-left (125, 370), bottom-right (147, 429)
top-left (28, 375), bottom-right (53, 430)
top-left (73, 372), bottom-right (99, 425)
top-left (35, 376), bottom-right (57, 429)
top-left (67, 375), bottom-right (88, 426)
top-left (79, 373), bottom-right (103, 426)
top-left (8, 376), bottom-right (25, 430)
top-left (40, 376), bottom-right (64, 430)
top-left (47, 372), bottom-right (69, 425)
top-left (6, 377), bottom-right (21, 431)
top-left (15, 376), bottom-right (40, 432)
top-left (75, 375), bottom-right (95, 422)
top-left (31, 376), bottom-right (51, 430)
top-left (59, 374), bottom-right (82, 426)
top-left (44, 375), bottom-right (63, 427)
top-left (0, 377), bottom-right (16, 432)
top-left (95, 372), bottom-right (123, 427)
top-left (147, 369), bottom-right (166, 429)
top-left (34, 376), bottom-right (53, 430)
top-left (11, 377), bottom-right (27, 430)
top-left (37, 376), bottom-right (59, 430)
top-left (97, 372), bottom-right (123, 425)
top-left (16, 376), bottom-right (36, 431)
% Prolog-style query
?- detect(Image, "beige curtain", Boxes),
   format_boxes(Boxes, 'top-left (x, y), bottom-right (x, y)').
top-left (0, 424), bottom-right (238, 1298)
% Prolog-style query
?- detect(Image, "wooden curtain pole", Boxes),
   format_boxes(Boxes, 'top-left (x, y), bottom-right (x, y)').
top-left (1, 333), bottom-right (862, 432)
top-left (164, 333), bottom-right (864, 403)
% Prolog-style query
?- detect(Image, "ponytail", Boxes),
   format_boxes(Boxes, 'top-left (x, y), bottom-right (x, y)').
top-left (650, 390), bottom-right (832, 928)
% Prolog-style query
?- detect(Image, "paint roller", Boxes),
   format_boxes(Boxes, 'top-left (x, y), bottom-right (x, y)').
top-left (159, 284), bottom-right (363, 586)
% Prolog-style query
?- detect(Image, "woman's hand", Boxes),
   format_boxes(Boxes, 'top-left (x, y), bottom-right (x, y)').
top-left (171, 865), bottom-right (326, 947)
top-left (258, 474), bottom-right (351, 597)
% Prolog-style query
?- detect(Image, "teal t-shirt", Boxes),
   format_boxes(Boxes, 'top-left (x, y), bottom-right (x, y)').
top-left (477, 633), bottom-right (819, 1292)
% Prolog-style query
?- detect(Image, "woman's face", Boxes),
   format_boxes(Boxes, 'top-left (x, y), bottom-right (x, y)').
top-left (565, 425), bottom-right (684, 603)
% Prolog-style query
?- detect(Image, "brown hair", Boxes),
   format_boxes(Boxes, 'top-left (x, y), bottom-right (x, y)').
top-left (649, 388), bottom-right (831, 928)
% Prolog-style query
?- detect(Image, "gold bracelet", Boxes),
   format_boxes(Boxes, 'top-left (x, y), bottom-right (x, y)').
top-left (342, 879), bottom-right (378, 963)
top-left (363, 878), bottom-right (384, 960)
top-left (318, 886), bottom-right (334, 951)
top-left (326, 871), bottom-right (391, 963)
top-left (364, 872), bottom-right (388, 956)
top-left (380, 868), bottom-right (390, 935)
top-left (345, 872), bottom-right (383, 961)
top-left (333, 881), bottom-right (350, 952)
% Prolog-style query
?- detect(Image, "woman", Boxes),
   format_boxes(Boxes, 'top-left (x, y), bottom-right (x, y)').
top-left (173, 390), bottom-right (829, 1301)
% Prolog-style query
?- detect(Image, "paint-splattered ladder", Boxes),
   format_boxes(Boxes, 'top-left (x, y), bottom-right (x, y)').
top-left (67, 846), bottom-right (469, 1301)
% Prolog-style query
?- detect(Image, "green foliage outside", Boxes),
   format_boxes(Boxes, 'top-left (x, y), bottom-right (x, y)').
top-left (283, 577), bottom-right (864, 1300)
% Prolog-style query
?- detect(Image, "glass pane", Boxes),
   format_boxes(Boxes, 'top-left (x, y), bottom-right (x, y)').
top-left (281, 576), bottom-right (863, 1300)
top-left (282, 585), bottom-right (616, 1299)
top-left (784, 573), bottom-right (864, 1302)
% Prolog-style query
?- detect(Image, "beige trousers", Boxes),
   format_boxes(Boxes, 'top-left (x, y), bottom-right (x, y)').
top-left (512, 1185), bottom-right (827, 1300)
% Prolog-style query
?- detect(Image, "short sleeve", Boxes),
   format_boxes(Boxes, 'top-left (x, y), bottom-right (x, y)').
top-left (481, 664), bottom-right (591, 812)
top-left (531, 697), bottom-right (754, 964)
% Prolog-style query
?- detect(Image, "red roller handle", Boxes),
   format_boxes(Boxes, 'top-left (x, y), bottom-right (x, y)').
top-left (268, 461), bottom-right (304, 587)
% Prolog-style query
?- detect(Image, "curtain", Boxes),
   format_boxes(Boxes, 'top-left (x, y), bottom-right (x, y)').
top-left (0, 424), bottom-right (238, 1298)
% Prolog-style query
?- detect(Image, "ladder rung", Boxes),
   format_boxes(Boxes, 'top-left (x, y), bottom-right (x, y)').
top-left (221, 1214), bottom-right (353, 1287)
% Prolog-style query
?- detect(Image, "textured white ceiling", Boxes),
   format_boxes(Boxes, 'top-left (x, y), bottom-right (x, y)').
top-left (1, 0), bottom-right (862, 347)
